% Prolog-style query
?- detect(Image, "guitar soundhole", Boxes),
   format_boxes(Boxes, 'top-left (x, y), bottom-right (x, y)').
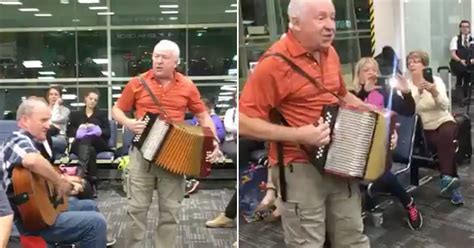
top-left (45, 181), bottom-right (62, 209)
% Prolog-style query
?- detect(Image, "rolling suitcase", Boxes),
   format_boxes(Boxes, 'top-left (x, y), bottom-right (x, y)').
top-left (453, 113), bottom-right (472, 164)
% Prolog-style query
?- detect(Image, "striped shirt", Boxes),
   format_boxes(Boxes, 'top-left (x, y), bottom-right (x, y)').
top-left (0, 131), bottom-right (38, 194)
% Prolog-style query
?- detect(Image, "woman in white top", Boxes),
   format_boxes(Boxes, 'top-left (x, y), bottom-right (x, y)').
top-left (406, 50), bottom-right (463, 205)
top-left (46, 86), bottom-right (70, 158)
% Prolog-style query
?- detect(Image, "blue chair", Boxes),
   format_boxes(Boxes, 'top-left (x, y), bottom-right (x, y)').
top-left (116, 127), bottom-right (134, 157)
top-left (0, 120), bottom-right (19, 143)
top-left (69, 120), bottom-right (117, 164)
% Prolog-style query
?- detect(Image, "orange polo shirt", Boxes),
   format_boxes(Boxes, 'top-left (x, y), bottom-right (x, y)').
top-left (116, 70), bottom-right (206, 121)
top-left (239, 31), bottom-right (348, 166)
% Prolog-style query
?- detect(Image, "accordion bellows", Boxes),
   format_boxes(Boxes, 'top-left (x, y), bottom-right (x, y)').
top-left (315, 105), bottom-right (394, 181)
top-left (133, 113), bottom-right (214, 177)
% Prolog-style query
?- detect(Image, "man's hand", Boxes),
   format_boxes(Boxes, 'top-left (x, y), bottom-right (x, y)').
top-left (54, 177), bottom-right (73, 200)
top-left (295, 118), bottom-right (331, 146)
top-left (125, 118), bottom-right (147, 135)
top-left (206, 140), bottom-right (222, 163)
top-left (460, 59), bottom-right (467, 66)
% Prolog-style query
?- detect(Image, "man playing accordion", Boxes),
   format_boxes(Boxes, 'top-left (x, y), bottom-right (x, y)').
top-left (239, 0), bottom-right (397, 247)
top-left (112, 39), bottom-right (220, 248)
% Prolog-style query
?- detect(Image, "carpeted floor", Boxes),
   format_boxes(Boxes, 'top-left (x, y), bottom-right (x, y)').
top-left (97, 181), bottom-right (236, 248)
top-left (239, 163), bottom-right (473, 248)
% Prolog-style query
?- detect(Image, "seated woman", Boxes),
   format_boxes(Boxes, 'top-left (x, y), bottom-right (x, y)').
top-left (67, 89), bottom-right (110, 197)
top-left (352, 57), bottom-right (422, 230)
top-left (406, 50), bottom-right (464, 206)
top-left (45, 86), bottom-right (70, 158)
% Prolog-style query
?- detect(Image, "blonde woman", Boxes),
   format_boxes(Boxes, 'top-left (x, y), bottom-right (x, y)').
top-left (352, 57), bottom-right (422, 230)
top-left (406, 50), bottom-right (464, 206)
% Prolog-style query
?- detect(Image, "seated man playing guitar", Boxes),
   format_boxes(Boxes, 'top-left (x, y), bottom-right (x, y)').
top-left (0, 97), bottom-right (107, 247)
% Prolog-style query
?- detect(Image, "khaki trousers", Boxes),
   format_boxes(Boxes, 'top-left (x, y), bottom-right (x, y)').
top-left (125, 148), bottom-right (185, 248)
top-left (271, 163), bottom-right (370, 248)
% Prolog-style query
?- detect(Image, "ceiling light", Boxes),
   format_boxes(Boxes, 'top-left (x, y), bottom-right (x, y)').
top-left (169, 17), bottom-right (178, 21)
top-left (216, 104), bottom-right (230, 108)
top-left (220, 85), bottom-right (237, 91)
top-left (0, 1), bottom-right (22, 5)
top-left (60, 0), bottom-right (70, 4)
top-left (161, 11), bottom-right (178, 14)
top-left (112, 94), bottom-right (121, 98)
top-left (92, 58), bottom-right (108, 64)
top-left (89, 6), bottom-right (107, 10)
top-left (225, 9), bottom-right (237, 13)
top-left (101, 71), bottom-right (116, 76)
top-left (72, 18), bottom-right (80, 22)
top-left (97, 11), bottom-right (114, 15)
top-left (230, 4), bottom-right (237, 7)
top-left (38, 71), bottom-right (56, 75)
top-left (112, 86), bottom-right (121, 90)
top-left (62, 94), bottom-right (77, 100)
top-left (219, 92), bottom-right (234, 96)
top-left (159, 4), bottom-right (178, 8)
top-left (70, 102), bottom-right (86, 107)
top-left (23, 60), bottom-right (42, 68)
top-left (18, 8), bottom-right (39, 12)
top-left (78, 0), bottom-right (100, 3)
top-left (35, 13), bottom-right (52, 17)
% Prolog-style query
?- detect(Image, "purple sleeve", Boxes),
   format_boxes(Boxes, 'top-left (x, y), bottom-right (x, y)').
top-left (87, 125), bottom-right (102, 137)
top-left (75, 127), bottom-right (88, 139)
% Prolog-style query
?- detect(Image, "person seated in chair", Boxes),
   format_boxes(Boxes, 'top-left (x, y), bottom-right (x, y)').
top-left (45, 86), bottom-right (70, 159)
top-left (406, 50), bottom-right (464, 206)
top-left (352, 57), bottom-right (423, 230)
top-left (67, 89), bottom-right (110, 198)
top-left (0, 97), bottom-right (107, 247)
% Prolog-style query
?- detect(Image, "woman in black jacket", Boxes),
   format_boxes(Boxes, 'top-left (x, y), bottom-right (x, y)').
top-left (352, 57), bottom-right (422, 231)
top-left (67, 89), bottom-right (110, 197)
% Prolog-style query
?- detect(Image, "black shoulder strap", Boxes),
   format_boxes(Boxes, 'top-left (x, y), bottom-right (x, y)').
top-left (138, 76), bottom-right (170, 120)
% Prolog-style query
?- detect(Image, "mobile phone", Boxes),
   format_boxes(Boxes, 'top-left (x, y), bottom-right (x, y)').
top-left (423, 67), bottom-right (434, 83)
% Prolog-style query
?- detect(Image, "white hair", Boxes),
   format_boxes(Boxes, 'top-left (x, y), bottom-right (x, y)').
top-left (16, 97), bottom-right (48, 121)
top-left (288, 0), bottom-right (332, 28)
top-left (153, 39), bottom-right (181, 64)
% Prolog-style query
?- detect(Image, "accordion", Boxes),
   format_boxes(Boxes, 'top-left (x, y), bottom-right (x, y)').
top-left (132, 112), bottom-right (214, 177)
top-left (314, 105), bottom-right (395, 181)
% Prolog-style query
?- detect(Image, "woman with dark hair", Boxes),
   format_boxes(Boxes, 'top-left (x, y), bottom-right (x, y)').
top-left (67, 89), bottom-right (110, 197)
top-left (46, 85), bottom-right (70, 158)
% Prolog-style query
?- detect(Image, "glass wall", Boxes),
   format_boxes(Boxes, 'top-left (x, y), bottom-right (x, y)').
top-left (404, 0), bottom-right (471, 72)
top-left (239, 0), bottom-right (371, 84)
top-left (0, 0), bottom-right (237, 119)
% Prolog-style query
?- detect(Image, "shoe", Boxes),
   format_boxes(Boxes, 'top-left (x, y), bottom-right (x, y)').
top-left (106, 233), bottom-right (116, 247)
top-left (451, 188), bottom-right (464, 206)
top-left (233, 241), bottom-right (237, 247)
top-left (205, 213), bottom-right (234, 228)
top-left (405, 198), bottom-right (423, 231)
top-left (439, 175), bottom-right (460, 197)
top-left (185, 179), bottom-right (200, 195)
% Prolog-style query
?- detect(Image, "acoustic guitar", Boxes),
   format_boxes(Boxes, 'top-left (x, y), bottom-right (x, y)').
top-left (12, 166), bottom-right (68, 231)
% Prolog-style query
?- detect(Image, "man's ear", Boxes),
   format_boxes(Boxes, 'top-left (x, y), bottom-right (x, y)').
top-left (289, 17), bottom-right (301, 31)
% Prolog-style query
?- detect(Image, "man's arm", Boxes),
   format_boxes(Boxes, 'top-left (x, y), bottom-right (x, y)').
top-left (22, 152), bottom-right (66, 187)
top-left (342, 92), bottom-right (370, 108)
top-left (195, 112), bottom-right (218, 140)
top-left (239, 112), bottom-right (299, 142)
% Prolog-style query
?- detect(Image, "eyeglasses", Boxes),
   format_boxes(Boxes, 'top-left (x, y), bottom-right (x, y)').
top-left (407, 59), bottom-right (422, 65)
top-left (461, 25), bottom-right (470, 28)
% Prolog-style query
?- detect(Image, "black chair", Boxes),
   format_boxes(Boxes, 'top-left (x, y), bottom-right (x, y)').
top-left (367, 114), bottom-right (419, 199)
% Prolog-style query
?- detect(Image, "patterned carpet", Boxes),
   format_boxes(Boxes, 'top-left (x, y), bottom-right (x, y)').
top-left (239, 157), bottom-right (474, 248)
top-left (239, 163), bottom-right (473, 248)
top-left (97, 181), bottom-right (236, 248)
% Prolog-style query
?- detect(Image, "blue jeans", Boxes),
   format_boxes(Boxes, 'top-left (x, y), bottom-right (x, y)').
top-left (17, 197), bottom-right (107, 247)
